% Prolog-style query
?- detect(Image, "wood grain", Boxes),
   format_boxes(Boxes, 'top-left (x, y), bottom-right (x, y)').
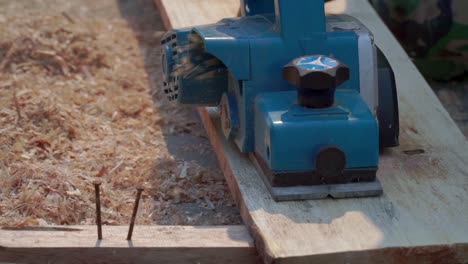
top-left (155, 0), bottom-right (239, 29)
top-left (0, 225), bottom-right (258, 264)
top-left (156, 0), bottom-right (468, 263)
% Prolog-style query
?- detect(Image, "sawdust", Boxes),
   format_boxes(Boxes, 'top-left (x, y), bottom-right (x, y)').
top-left (0, 12), bottom-right (239, 227)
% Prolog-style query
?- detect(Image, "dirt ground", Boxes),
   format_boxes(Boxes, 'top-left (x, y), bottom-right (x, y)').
top-left (0, 0), bottom-right (241, 226)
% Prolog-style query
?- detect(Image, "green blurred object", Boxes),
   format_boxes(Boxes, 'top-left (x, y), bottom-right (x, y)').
top-left (388, 0), bottom-right (419, 15)
top-left (370, 0), bottom-right (468, 81)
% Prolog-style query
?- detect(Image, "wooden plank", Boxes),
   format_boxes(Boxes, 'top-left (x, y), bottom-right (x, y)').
top-left (0, 225), bottom-right (258, 264)
top-left (155, 0), bottom-right (239, 29)
top-left (156, 0), bottom-right (468, 263)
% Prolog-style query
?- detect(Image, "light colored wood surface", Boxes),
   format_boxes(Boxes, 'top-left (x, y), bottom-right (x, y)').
top-left (0, 225), bottom-right (257, 263)
top-left (156, 0), bottom-right (468, 263)
top-left (155, 0), bottom-right (239, 29)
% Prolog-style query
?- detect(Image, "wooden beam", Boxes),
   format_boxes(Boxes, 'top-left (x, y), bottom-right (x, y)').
top-left (154, 0), bottom-right (239, 29)
top-left (0, 225), bottom-right (258, 263)
top-left (156, 0), bottom-right (468, 263)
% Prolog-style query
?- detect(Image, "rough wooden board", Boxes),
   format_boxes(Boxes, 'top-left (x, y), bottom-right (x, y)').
top-left (156, 0), bottom-right (468, 263)
top-left (155, 0), bottom-right (239, 29)
top-left (0, 225), bottom-right (258, 263)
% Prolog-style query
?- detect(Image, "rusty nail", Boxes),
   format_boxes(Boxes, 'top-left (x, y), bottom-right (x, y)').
top-left (127, 187), bottom-right (144, 240)
top-left (93, 180), bottom-right (103, 240)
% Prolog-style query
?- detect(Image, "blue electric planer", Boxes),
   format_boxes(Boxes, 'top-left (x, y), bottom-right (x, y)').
top-left (160, 0), bottom-right (399, 201)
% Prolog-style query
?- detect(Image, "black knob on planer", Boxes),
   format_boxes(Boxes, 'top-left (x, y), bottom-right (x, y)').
top-left (283, 55), bottom-right (349, 108)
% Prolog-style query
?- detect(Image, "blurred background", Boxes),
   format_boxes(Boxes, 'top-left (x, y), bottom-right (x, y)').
top-left (370, 0), bottom-right (467, 136)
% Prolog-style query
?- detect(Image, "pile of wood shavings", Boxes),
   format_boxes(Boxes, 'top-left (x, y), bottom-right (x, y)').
top-left (0, 14), bottom-right (237, 226)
